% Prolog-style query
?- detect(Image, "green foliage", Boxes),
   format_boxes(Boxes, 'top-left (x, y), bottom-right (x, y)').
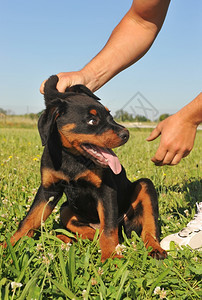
top-left (0, 128), bottom-right (201, 299)
top-left (158, 114), bottom-right (170, 122)
top-left (114, 110), bottom-right (134, 122)
top-left (114, 110), bottom-right (151, 122)
top-left (0, 108), bottom-right (7, 115)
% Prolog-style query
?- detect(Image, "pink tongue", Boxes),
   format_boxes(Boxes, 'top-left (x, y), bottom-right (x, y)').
top-left (101, 148), bottom-right (122, 175)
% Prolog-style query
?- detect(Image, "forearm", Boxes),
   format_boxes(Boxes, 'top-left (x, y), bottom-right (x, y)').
top-left (177, 92), bottom-right (202, 126)
top-left (40, 1), bottom-right (170, 94)
top-left (81, 0), bottom-right (170, 91)
top-left (81, 17), bottom-right (158, 92)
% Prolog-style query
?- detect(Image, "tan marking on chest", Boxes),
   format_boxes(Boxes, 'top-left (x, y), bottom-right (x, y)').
top-left (42, 168), bottom-right (70, 188)
top-left (74, 169), bottom-right (102, 188)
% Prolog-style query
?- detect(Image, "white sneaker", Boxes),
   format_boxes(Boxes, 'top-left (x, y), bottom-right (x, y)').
top-left (160, 202), bottom-right (202, 251)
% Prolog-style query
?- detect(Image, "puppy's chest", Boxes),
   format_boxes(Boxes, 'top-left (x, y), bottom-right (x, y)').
top-left (42, 154), bottom-right (103, 189)
top-left (64, 181), bottom-right (99, 221)
top-left (61, 154), bottom-right (103, 188)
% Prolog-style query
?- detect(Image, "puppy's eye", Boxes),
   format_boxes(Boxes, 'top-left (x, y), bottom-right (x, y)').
top-left (87, 118), bottom-right (99, 126)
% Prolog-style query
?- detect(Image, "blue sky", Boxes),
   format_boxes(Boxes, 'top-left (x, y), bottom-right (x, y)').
top-left (1, 0), bottom-right (202, 118)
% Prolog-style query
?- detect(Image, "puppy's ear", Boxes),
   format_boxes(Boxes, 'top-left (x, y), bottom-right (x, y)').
top-left (67, 85), bottom-right (100, 100)
top-left (38, 109), bottom-right (58, 146)
top-left (44, 75), bottom-right (100, 105)
top-left (44, 75), bottom-right (60, 105)
top-left (38, 99), bottom-right (67, 146)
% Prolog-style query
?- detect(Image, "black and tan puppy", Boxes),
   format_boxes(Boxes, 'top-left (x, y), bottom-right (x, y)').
top-left (9, 75), bottom-right (167, 261)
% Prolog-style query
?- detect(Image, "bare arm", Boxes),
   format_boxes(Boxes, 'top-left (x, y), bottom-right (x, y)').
top-left (40, 0), bottom-right (170, 93)
top-left (147, 92), bottom-right (202, 165)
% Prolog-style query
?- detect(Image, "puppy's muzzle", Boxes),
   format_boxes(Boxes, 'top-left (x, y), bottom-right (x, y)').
top-left (118, 128), bottom-right (129, 145)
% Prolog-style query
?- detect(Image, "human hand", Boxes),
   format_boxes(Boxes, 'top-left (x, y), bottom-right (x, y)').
top-left (147, 113), bottom-right (197, 166)
top-left (40, 71), bottom-right (86, 94)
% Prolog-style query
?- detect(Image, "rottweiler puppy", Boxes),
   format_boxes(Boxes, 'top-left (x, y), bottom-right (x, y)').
top-left (9, 75), bottom-right (167, 261)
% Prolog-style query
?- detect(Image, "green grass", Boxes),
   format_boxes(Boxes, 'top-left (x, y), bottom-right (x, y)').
top-left (0, 115), bottom-right (38, 129)
top-left (0, 127), bottom-right (201, 299)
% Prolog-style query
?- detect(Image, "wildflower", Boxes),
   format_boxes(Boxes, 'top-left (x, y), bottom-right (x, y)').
top-left (36, 243), bottom-right (43, 251)
top-left (2, 198), bottom-right (8, 205)
top-left (0, 221), bottom-right (3, 226)
top-left (11, 282), bottom-right (22, 290)
top-left (49, 196), bottom-right (54, 202)
top-left (82, 289), bottom-right (87, 299)
top-left (98, 267), bottom-right (104, 275)
top-left (131, 241), bottom-right (137, 249)
top-left (160, 288), bottom-right (167, 299)
top-left (53, 207), bottom-right (59, 213)
top-left (61, 242), bottom-right (71, 251)
top-left (26, 204), bottom-right (30, 211)
top-left (28, 196), bottom-right (33, 203)
top-left (33, 157), bottom-right (39, 161)
top-left (154, 286), bottom-right (167, 299)
top-left (12, 217), bottom-right (18, 222)
top-left (42, 255), bottom-right (50, 265)
top-left (184, 209), bottom-right (189, 217)
top-left (54, 215), bottom-right (60, 222)
top-left (154, 286), bottom-right (161, 295)
top-left (115, 244), bottom-right (127, 255)
top-left (91, 277), bottom-right (97, 285)
top-left (48, 252), bottom-right (54, 260)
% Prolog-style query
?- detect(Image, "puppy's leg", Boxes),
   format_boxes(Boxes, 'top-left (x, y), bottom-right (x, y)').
top-left (97, 201), bottom-right (121, 262)
top-left (125, 179), bottom-right (167, 259)
top-left (58, 203), bottom-right (96, 243)
top-left (59, 200), bottom-right (121, 262)
top-left (8, 185), bottom-right (63, 246)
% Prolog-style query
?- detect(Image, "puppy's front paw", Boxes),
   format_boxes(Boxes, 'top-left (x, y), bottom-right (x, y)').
top-left (149, 247), bottom-right (167, 260)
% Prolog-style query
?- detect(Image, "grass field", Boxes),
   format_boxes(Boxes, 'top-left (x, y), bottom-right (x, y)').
top-left (0, 126), bottom-right (201, 299)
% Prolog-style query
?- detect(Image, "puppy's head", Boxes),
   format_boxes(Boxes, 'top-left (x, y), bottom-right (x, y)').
top-left (38, 75), bottom-right (129, 172)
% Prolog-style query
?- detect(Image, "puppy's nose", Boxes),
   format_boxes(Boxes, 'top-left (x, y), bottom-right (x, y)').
top-left (118, 129), bottom-right (129, 143)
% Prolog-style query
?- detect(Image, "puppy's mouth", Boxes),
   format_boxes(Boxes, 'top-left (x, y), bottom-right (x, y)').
top-left (81, 144), bottom-right (122, 175)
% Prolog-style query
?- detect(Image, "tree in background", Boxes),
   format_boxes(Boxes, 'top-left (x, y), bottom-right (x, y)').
top-left (0, 108), bottom-right (7, 115)
top-left (114, 109), bottom-right (151, 122)
top-left (158, 113), bottom-right (170, 121)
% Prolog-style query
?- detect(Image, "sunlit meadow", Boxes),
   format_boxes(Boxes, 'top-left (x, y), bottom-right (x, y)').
top-left (0, 125), bottom-right (201, 299)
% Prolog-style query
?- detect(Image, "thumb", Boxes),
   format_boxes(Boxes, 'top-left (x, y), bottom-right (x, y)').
top-left (56, 78), bottom-right (71, 93)
top-left (146, 124), bottom-right (162, 141)
top-left (40, 79), bottom-right (47, 94)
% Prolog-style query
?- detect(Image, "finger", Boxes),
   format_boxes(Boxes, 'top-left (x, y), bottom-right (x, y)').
top-left (40, 79), bottom-right (47, 94)
top-left (155, 151), bottom-right (176, 166)
top-left (151, 156), bottom-right (164, 165)
top-left (56, 80), bottom-right (68, 93)
top-left (182, 149), bottom-right (191, 158)
top-left (169, 153), bottom-right (183, 166)
top-left (151, 147), bottom-right (167, 165)
top-left (146, 125), bottom-right (161, 141)
top-left (56, 74), bottom-right (71, 93)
